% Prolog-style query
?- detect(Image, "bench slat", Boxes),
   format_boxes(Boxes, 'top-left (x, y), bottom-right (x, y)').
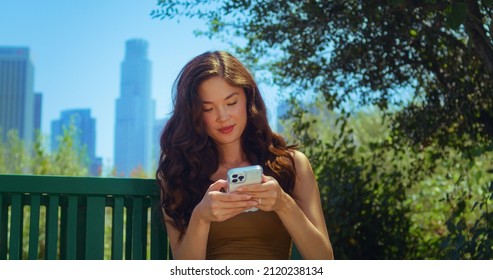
top-left (9, 194), bottom-right (23, 260)
top-left (84, 196), bottom-right (105, 259)
top-left (111, 197), bottom-right (124, 260)
top-left (63, 195), bottom-right (78, 259)
top-left (28, 194), bottom-right (41, 259)
top-left (0, 193), bottom-right (8, 259)
top-left (124, 199), bottom-right (132, 260)
top-left (45, 195), bottom-right (60, 259)
top-left (131, 197), bottom-right (144, 259)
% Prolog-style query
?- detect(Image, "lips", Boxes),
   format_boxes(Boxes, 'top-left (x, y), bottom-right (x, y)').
top-left (218, 125), bottom-right (235, 134)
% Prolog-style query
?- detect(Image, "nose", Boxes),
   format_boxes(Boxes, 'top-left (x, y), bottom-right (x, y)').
top-left (216, 106), bottom-right (230, 122)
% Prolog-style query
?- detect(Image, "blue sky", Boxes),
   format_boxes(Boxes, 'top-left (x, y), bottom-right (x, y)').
top-left (0, 0), bottom-right (279, 167)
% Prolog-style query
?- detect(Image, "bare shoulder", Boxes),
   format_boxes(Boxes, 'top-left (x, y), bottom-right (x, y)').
top-left (289, 150), bottom-right (322, 209)
top-left (288, 150), bottom-right (318, 198)
top-left (289, 150), bottom-right (314, 176)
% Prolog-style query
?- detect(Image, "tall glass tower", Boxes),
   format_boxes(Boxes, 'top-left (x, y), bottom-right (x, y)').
top-left (0, 47), bottom-right (34, 146)
top-left (114, 39), bottom-right (155, 176)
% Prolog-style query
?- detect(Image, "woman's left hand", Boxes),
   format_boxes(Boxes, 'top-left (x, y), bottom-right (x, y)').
top-left (235, 174), bottom-right (287, 212)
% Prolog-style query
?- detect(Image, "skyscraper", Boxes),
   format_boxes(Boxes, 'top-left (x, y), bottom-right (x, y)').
top-left (114, 39), bottom-right (155, 176)
top-left (33, 92), bottom-right (42, 133)
top-left (0, 47), bottom-right (34, 146)
top-left (51, 109), bottom-right (102, 176)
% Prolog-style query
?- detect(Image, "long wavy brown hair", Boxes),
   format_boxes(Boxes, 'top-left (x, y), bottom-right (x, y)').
top-left (156, 51), bottom-right (297, 237)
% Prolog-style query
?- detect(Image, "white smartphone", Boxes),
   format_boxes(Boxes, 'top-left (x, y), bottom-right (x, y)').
top-left (227, 165), bottom-right (263, 212)
top-left (227, 165), bottom-right (263, 192)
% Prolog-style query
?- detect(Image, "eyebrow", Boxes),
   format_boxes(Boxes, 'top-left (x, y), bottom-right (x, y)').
top-left (202, 92), bottom-right (239, 104)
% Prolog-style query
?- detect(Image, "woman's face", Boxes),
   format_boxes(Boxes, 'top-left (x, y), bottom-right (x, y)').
top-left (198, 76), bottom-right (248, 147)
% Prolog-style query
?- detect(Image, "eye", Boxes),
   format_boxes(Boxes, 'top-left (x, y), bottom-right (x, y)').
top-left (227, 101), bottom-right (238, 106)
top-left (203, 107), bottom-right (214, 112)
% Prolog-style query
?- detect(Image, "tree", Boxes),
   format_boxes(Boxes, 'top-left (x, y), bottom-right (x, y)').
top-left (278, 96), bottom-right (493, 259)
top-left (152, 0), bottom-right (493, 259)
top-left (152, 0), bottom-right (493, 153)
top-left (0, 129), bottom-right (30, 174)
top-left (0, 126), bottom-right (88, 176)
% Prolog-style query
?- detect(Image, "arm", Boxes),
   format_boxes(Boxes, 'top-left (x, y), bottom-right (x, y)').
top-left (276, 150), bottom-right (333, 259)
top-left (164, 179), bottom-right (259, 259)
top-left (164, 207), bottom-right (210, 260)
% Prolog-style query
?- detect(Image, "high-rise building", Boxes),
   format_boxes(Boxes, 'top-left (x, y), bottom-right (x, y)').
top-left (0, 47), bottom-right (34, 146)
top-left (33, 92), bottom-right (42, 133)
top-left (114, 39), bottom-right (155, 176)
top-left (51, 109), bottom-right (102, 176)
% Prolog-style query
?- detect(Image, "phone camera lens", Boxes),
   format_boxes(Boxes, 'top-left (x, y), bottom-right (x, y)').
top-left (238, 175), bottom-right (244, 181)
top-left (232, 179), bottom-right (238, 183)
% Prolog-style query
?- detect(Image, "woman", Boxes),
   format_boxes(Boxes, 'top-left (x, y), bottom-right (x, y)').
top-left (156, 51), bottom-right (333, 260)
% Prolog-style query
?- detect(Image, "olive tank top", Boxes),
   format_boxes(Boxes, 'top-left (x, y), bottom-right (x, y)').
top-left (206, 210), bottom-right (292, 259)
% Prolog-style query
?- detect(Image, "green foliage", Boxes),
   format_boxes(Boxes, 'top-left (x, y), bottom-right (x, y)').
top-left (281, 100), bottom-right (417, 259)
top-left (153, 0), bottom-right (493, 154)
top-left (406, 147), bottom-right (493, 259)
top-left (0, 125), bottom-right (89, 176)
top-left (410, 145), bottom-right (489, 259)
top-left (153, 0), bottom-right (493, 259)
top-left (439, 181), bottom-right (493, 259)
top-left (50, 124), bottom-right (89, 176)
top-left (280, 97), bottom-right (493, 259)
top-left (0, 129), bottom-right (30, 174)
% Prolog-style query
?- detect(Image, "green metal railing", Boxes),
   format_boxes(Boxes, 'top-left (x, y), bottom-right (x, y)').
top-left (0, 174), bottom-right (170, 260)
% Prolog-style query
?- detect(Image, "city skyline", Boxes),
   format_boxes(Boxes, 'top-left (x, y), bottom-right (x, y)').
top-left (0, 1), bottom-right (226, 169)
top-left (0, 1), bottom-right (281, 172)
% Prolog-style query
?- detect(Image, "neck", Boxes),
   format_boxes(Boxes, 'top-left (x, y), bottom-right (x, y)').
top-left (217, 142), bottom-right (247, 168)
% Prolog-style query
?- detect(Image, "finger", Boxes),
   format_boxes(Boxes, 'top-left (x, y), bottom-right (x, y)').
top-left (210, 191), bottom-right (256, 203)
top-left (261, 174), bottom-right (272, 183)
top-left (220, 194), bottom-right (259, 206)
top-left (221, 200), bottom-right (259, 210)
top-left (237, 175), bottom-right (276, 192)
top-left (235, 182), bottom-right (265, 193)
top-left (210, 201), bottom-right (259, 221)
top-left (215, 206), bottom-right (254, 221)
top-left (208, 179), bottom-right (228, 192)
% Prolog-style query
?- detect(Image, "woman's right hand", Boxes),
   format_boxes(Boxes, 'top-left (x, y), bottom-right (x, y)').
top-left (194, 179), bottom-right (259, 223)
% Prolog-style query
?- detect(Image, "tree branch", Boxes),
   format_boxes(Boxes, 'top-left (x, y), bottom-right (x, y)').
top-left (465, 0), bottom-right (493, 76)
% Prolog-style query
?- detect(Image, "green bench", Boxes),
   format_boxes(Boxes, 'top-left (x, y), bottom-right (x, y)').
top-left (0, 174), bottom-right (302, 260)
top-left (0, 174), bottom-right (170, 260)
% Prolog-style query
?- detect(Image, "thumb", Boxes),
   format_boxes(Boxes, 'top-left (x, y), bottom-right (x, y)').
top-left (208, 179), bottom-right (228, 193)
